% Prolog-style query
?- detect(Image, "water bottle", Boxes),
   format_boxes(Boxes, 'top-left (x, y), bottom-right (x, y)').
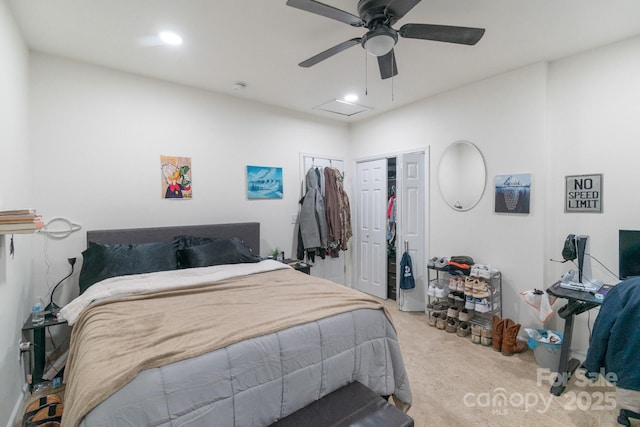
top-left (32, 297), bottom-right (44, 325)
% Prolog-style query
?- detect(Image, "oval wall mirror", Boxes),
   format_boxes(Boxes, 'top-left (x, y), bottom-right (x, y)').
top-left (438, 141), bottom-right (486, 211)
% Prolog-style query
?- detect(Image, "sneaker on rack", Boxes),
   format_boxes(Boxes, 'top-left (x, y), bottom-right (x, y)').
top-left (469, 264), bottom-right (490, 279)
top-left (470, 264), bottom-right (480, 277)
top-left (457, 322), bottom-right (470, 337)
top-left (464, 277), bottom-right (475, 296)
top-left (436, 316), bottom-right (447, 330)
top-left (473, 264), bottom-right (498, 280)
top-left (435, 283), bottom-right (448, 298)
top-left (465, 295), bottom-right (475, 311)
top-left (454, 291), bottom-right (465, 303)
top-left (447, 293), bottom-right (457, 304)
top-left (471, 279), bottom-right (481, 297)
top-left (477, 264), bottom-right (492, 280)
top-left (447, 306), bottom-right (460, 319)
top-left (481, 326), bottom-right (493, 338)
top-left (432, 302), bottom-right (449, 314)
top-left (445, 317), bottom-right (459, 333)
top-left (471, 324), bottom-right (483, 336)
top-left (427, 282), bottom-right (437, 296)
top-left (481, 325), bottom-right (493, 346)
top-left (427, 311), bottom-right (438, 327)
top-left (475, 299), bottom-right (492, 313)
top-left (473, 279), bottom-right (491, 298)
top-left (456, 278), bottom-right (465, 293)
top-left (459, 308), bottom-right (473, 322)
top-left (434, 257), bottom-right (450, 269)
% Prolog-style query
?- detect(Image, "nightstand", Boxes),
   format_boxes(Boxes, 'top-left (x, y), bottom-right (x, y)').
top-left (282, 258), bottom-right (311, 275)
top-left (22, 313), bottom-right (68, 390)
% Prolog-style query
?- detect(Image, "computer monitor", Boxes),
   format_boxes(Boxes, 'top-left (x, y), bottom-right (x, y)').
top-left (619, 230), bottom-right (640, 280)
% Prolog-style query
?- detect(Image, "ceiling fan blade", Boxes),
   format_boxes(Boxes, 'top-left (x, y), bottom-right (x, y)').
top-left (377, 50), bottom-right (398, 80)
top-left (299, 38), bottom-right (362, 68)
top-left (386, 0), bottom-right (422, 25)
top-left (399, 23), bottom-right (485, 45)
top-left (286, 0), bottom-right (364, 27)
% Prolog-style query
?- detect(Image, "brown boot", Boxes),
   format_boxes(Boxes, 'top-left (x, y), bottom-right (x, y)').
top-left (492, 315), bottom-right (504, 352)
top-left (501, 318), bottom-right (528, 356)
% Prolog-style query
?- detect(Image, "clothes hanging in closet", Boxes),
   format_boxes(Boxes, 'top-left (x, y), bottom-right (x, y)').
top-left (323, 167), bottom-right (352, 253)
top-left (387, 193), bottom-right (396, 245)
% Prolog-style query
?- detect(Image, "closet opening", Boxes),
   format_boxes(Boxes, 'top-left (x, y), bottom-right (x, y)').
top-left (354, 149), bottom-right (426, 311)
top-left (387, 157), bottom-right (397, 300)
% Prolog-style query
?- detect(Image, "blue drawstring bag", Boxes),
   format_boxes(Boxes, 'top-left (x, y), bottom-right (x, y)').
top-left (399, 251), bottom-right (415, 290)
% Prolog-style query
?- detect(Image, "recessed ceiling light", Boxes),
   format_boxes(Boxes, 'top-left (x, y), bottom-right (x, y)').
top-left (158, 31), bottom-right (183, 46)
top-left (344, 94), bottom-right (359, 102)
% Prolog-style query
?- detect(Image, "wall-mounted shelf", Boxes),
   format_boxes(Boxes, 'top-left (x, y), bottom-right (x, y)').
top-left (0, 209), bottom-right (43, 234)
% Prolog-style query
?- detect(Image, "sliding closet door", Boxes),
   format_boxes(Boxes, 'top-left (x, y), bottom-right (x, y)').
top-left (355, 159), bottom-right (387, 299)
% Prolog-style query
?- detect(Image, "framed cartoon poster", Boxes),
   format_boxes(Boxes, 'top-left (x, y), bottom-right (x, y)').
top-left (160, 155), bottom-right (192, 199)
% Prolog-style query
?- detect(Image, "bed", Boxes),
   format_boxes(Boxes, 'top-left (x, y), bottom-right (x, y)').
top-left (59, 222), bottom-right (412, 427)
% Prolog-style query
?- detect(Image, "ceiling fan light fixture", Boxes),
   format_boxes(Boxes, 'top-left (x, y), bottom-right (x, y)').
top-left (363, 27), bottom-right (397, 57)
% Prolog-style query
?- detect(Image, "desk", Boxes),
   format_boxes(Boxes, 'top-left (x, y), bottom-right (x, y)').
top-left (22, 314), bottom-right (68, 390)
top-left (546, 281), bottom-right (609, 396)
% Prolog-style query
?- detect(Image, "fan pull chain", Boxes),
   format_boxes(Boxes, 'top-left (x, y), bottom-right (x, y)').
top-left (364, 50), bottom-right (368, 96)
top-left (391, 50), bottom-right (395, 102)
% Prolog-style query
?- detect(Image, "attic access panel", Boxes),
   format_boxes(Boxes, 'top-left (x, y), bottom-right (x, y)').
top-left (313, 99), bottom-right (372, 117)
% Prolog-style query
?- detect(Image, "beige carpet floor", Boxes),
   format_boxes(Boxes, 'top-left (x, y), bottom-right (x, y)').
top-left (17, 299), bottom-right (635, 426)
top-left (383, 299), bottom-right (635, 427)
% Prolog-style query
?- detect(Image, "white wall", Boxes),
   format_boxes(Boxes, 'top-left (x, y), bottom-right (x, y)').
top-left (28, 53), bottom-right (351, 305)
top-left (352, 35), bottom-right (640, 356)
top-left (351, 63), bottom-right (548, 329)
top-left (545, 35), bottom-right (640, 354)
top-left (0, 1), bottom-right (33, 424)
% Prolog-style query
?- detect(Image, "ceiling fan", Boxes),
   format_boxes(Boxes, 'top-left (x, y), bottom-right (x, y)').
top-left (286, 0), bottom-right (485, 79)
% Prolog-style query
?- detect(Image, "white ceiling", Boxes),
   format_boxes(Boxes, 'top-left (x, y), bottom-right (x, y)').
top-left (8, 0), bottom-right (640, 122)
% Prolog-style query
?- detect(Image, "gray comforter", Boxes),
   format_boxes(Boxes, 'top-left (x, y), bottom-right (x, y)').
top-left (79, 308), bottom-right (410, 426)
top-left (63, 262), bottom-right (411, 426)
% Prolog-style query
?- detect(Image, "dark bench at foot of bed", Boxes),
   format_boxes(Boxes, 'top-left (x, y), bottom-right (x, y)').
top-left (270, 381), bottom-right (414, 427)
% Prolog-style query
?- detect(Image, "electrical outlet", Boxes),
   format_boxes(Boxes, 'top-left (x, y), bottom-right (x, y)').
top-left (290, 215), bottom-right (298, 224)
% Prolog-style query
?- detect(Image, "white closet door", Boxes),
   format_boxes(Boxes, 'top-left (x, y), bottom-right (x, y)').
top-left (355, 158), bottom-right (387, 298)
top-left (397, 151), bottom-right (427, 311)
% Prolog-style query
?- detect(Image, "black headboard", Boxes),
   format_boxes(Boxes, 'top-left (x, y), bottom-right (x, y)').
top-left (86, 222), bottom-right (261, 254)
